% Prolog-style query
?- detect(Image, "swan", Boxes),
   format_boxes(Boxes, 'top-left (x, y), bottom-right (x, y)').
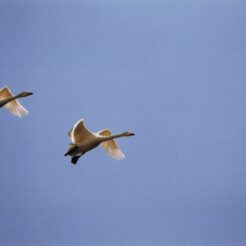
top-left (65, 119), bottom-right (135, 164)
top-left (0, 86), bottom-right (33, 117)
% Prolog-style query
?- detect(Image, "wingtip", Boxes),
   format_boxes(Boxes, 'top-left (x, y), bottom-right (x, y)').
top-left (13, 108), bottom-right (29, 118)
top-left (74, 118), bottom-right (84, 126)
top-left (118, 155), bottom-right (125, 160)
top-left (109, 149), bottom-right (125, 160)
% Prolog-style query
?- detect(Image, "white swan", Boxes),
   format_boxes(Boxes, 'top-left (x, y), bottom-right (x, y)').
top-left (65, 119), bottom-right (135, 164)
top-left (0, 86), bottom-right (33, 117)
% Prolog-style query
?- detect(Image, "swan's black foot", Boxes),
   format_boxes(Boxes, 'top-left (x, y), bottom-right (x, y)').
top-left (71, 153), bottom-right (84, 165)
top-left (71, 156), bottom-right (80, 165)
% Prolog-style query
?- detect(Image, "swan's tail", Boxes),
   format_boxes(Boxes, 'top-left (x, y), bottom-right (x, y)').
top-left (64, 144), bottom-right (77, 156)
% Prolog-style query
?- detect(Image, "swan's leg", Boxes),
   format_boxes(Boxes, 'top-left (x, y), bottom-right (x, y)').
top-left (71, 153), bottom-right (84, 165)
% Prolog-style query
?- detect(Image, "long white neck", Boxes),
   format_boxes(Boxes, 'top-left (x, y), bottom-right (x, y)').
top-left (0, 93), bottom-right (26, 108)
top-left (14, 93), bottom-right (25, 99)
top-left (99, 132), bottom-right (132, 143)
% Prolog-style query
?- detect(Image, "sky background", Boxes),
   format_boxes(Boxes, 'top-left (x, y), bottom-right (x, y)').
top-left (0, 0), bottom-right (246, 245)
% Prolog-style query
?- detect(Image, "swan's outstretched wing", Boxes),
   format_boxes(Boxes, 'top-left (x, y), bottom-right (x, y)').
top-left (70, 119), bottom-right (95, 144)
top-left (98, 129), bottom-right (125, 160)
top-left (0, 86), bottom-right (28, 117)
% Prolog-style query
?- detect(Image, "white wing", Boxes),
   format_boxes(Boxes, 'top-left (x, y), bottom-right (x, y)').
top-left (70, 119), bottom-right (95, 144)
top-left (0, 86), bottom-right (29, 117)
top-left (98, 129), bottom-right (125, 160)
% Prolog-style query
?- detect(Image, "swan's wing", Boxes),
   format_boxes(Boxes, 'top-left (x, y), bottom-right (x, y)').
top-left (0, 86), bottom-right (29, 117)
top-left (98, 129), bottom-right (125, 160)
top-left (0, 86), bottom-right (14, 100)
top-left (70, 119), bottom-right (95, 144)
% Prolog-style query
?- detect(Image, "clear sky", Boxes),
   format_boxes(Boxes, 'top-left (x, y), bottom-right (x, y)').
top-left (0, 0), bottom-right (246, 245)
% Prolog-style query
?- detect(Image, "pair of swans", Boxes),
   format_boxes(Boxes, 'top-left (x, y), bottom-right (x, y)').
top-left (1, 86), bottom-right (135, 164)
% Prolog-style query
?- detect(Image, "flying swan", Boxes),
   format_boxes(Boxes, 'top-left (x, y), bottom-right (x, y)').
top-left (0, 86), bottom-right (33, 117)
top-left (65, 119), bottom-right (135, 164)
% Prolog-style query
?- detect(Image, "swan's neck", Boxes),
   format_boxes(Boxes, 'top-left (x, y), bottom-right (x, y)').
top-left (14, 93), bottom-right (25, 99)
top-left (99, 132), bottom-right (131, 143)
top-left (0, 92), bottom-right (26, 108)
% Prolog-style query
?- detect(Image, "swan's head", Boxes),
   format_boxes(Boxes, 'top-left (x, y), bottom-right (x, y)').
top-left (124, 131), bottom-right (135, 136)
top-left (18, 91), bottom-right (33, 97)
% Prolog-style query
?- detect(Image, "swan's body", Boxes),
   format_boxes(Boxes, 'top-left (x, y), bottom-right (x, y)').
top-left (65, 119), bottom-right (135, 164)
top-left (0, 86), bottom-right (33, 117)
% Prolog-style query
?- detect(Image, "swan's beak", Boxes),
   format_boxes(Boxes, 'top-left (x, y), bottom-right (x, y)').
top-left (28, 92), bottom-right (34, 96)
top-left (129, 132), bottom-right (135, 136)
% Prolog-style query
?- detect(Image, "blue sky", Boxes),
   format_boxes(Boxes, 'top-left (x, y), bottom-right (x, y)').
top-left (0, 0), bottom-right (246, 245)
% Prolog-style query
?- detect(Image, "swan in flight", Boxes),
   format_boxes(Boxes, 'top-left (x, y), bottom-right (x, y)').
top-left (0, 86), bottom-right (33, 117)
top-left (65, 119), bottom-right (135, 164)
